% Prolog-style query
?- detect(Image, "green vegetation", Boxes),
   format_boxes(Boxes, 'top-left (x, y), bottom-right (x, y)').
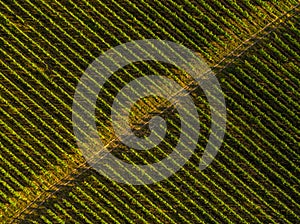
top-left (0, 0), bottom-right (299, 223)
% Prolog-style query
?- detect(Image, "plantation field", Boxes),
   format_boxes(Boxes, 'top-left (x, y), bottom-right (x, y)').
top-left (1, 0), bottom-right (299, 223)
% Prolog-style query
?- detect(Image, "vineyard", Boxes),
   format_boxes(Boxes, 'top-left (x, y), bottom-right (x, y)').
top-left (1, 0), bottom-right (300, 223)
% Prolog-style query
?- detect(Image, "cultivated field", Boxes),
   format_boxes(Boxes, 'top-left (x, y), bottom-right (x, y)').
top-left (1, 0), bottom-right (299, 223)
